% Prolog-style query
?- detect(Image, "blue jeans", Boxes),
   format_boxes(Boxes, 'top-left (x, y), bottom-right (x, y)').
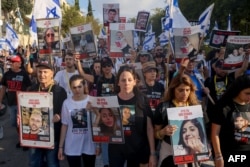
top-left (8, 105), bottom-right (17, 127)
top-left (29, 143), bottom-right (59, 167)
top-left (101, 143), bottom-right (109, 165)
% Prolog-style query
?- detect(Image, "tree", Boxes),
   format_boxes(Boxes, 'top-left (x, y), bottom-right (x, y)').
top-left (75, 0), bottom-right (80, 11)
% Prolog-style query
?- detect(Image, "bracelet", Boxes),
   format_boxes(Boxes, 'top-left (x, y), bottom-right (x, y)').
top-left (215, 156), bottom-right (223, 161)
top-left (156, 130), bottom-right (164, 140)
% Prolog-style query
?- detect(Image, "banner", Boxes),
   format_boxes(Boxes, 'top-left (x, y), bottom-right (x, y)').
top-left (167, 105), bottom-right (209, 164)
top-left (109, 23), bottom-right (134, 58)
top-left (135, 11), bottom-right (150, 32)
top-left (70, 24), bottom-right (97, 59)
top-left (89, 96), bottom-right (124, 143)
top-left (17, 92), bottom-right (54, 149)
top-left (209, 29), bottom-right (240, 49)
top-left (223, 36), bottom-right (250, 71)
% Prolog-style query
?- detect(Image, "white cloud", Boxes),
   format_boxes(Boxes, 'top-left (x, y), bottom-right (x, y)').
top-left (80, 0), bottom-right (166, 23)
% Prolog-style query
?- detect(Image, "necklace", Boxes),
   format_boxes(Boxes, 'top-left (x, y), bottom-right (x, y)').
top-left (39, 84), bottom-right (53, 92)
top-left (233, 102), bottom-right (249, 113)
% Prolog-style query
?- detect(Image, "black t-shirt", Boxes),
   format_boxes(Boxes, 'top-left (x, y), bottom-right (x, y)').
top-left (28, 84), bottom-right (67, 142)
top-left (109, 95), bottom-right (152, 160)
top-left (211, 100), bottom-right (250, 152)
top-left (95, 74), bottom-right (116, 96)
top-left (141, 82), bottom-right (165, 114)
top-left (1, 69), bottom-right (32, 105)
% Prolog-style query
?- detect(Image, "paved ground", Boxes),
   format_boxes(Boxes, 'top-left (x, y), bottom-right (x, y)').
top-left (0, 111), bottom-right (103, 167)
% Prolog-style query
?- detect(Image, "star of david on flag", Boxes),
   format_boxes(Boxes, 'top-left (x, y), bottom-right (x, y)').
top-left (5, 23), bottom-right (19, 51)
top-left (34, 0), bottom-right (62, 20)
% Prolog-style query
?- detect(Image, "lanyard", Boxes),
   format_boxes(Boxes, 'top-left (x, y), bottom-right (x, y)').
top-left (39, 84), bottom-right (53, 92)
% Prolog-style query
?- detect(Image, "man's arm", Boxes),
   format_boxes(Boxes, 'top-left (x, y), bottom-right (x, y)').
top-left (0, 85), bottom-right (7, 107)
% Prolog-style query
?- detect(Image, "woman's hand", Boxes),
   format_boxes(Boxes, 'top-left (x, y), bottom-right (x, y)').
top-left (58, 148), bottom-right (65, 160)
top-left (163, 125), bottom-right (178, 136)
top-left (186, 138), bottom-right (205, 153)
top-left (215, 157), bottom-right (224, 167)
top-left (86, 101), bottom-right (100, 126)
top-left (52, 114), bottom-right (61, 123)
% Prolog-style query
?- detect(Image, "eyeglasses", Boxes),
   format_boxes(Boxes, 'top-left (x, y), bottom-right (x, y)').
top-left (102, 64), bottom-right (112, 68)
top-left (46, 33), bottom-right (55, 37)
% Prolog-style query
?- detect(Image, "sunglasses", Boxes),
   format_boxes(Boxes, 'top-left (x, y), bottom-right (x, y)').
top-left (46, 33), bottom-right (55, 37)
top-left (102, 64), bottom-right (112, 68)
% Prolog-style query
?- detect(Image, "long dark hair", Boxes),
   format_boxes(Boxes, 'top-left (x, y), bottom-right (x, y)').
top-left (99, 108), bottom-right (119, 136)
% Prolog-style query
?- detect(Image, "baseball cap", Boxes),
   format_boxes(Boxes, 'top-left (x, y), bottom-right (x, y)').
top-left (10, 55), bottom-right (21, 62)
top-left (142, 61), bottom-right (158, 73)
top-left (36, 60), bottom-right (54, 70)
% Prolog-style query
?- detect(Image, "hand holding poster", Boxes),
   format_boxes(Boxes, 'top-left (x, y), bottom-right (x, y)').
top-left (88, 96), bottom-right (124, 143)
top-left (17, 92), bottom-right (54, 149)
top-left (167, 105), bottom-right (209, 164)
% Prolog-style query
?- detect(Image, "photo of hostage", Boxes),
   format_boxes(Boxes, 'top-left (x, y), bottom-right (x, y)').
top-left (114, 31), bottom-right (132, 56)
top-left (42, 28), bottom-right (60, 50)
top-left (89, 106), bottom-right (121, 136)
top-left (179, 36), bottom-right (196, 57)
top-left (175, 118), bottom-right (207, 155)
top-left (233, 112), bottom-right (250, 132)
top-left (104, 8), bottom-right (118, 24)
top-left (79, 34), bottom-right (87, 53)
top-left (121, 106), bottom-right (134, 125)
top-left (29, 108), bottom-right (44, 135)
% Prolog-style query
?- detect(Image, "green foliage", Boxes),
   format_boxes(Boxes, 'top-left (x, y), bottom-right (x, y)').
top-left (2, 0), bottom-right (17, 13)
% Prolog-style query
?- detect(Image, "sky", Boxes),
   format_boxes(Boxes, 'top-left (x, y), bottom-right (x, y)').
top-left (66, 0), bottom-right (166, 23)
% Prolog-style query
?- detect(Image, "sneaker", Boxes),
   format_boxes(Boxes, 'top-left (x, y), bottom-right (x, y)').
top-left (0, 126), bottom-right (3, 139)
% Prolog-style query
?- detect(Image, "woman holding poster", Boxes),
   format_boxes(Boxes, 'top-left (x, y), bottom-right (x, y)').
top-left (154, 74), bottom-right (200, 167)
top-left (108, 65), bottom-right (156, 167)
top-left (211, 75), bottom-right (250, 167)
top-left (58, 75), bottom-right (98, 167)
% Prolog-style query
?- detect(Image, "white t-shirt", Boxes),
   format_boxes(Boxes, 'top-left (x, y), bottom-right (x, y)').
top-left (54, 69), bottom-right (79, 97)
top-left (61, 95), bottom-right (96, 155)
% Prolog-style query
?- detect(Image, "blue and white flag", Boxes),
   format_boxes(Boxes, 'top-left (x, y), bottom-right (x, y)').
top-left (227, 14), bottom-right (231, 31)
top-left (198, 3), bottom-right (214, 37)
top-left (146, 22), bottom-right (153, 35)
top-left (133, 31), bottom-right (140, 49)
top-left (98, 27), bottom-right (107, 39)
top-left (171, 0), bottom-right (191, 28)
top-left (34, 0), bottom-right (62, 20)
top-left (29, 15), bottom-right (38, 46)
top-left (213, 21), bottom-right (219, 30)
top-left (5, 23), bottom-right (19, 51)
top-left (143, 32), bottom-right (155, 51)
top-left (0, 38), bottom-right (7, 50)
top-left (159, 32), bottom-right (168, 46)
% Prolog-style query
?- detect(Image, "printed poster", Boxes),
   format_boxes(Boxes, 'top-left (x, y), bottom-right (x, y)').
top-left (167, 105), bottom-right (209, 164)
top-left (89, 96), bottom-right (124, 144)
top-left (36, 18), bottom-right (61, 55)
top-left (223, 36), bottom-right (250, 71)
top-left (135, 11), bottom-right (150, 32)
top-left (17, 92), bottom-right (54, 149)
top-left (173, 25), bottom-right (200, 62)
top-left (70, 24), bottom-right (97, 59)
top-left (110, 23), bottom-right (134, 58)
top-left (209, 30), bottom-right (240, 49)
top-left (103, 4), bottom-right (120, 26)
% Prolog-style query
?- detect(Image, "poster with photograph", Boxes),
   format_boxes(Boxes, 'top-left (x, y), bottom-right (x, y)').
top-left (167, 105), bottom-right (209, 164)
top-left (209, 30), bottom-right (240, 49)
top-left (173, 25), bottom-right (200, 62)
top-left (70, 24), bottom-right (97, 59)
top-left (89, 96), bottom-right (124, 144)
top-left (110, 23), bottom-right (134, 58)
top-left (223, 36), bottom-right (250, 71)
top-left (135, 11), bottom-right (150, 32)
top-left (17, 92), bottom-right (54, 149)
top-left (36, 18), bottom-right (61, 55)
top-left (62, 34), bottom-right (74, 51)
top-left (103, 3), bottom-right (120, 26)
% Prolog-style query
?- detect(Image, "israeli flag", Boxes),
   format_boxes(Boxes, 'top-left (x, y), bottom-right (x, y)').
top-left (34, 0), bottom-right (62, 20)
top-left (5, 23), bottom-right (19, 51)
top-left (133, 31), bottom-right (140, 49)
top-left (29, 15), bottom-right (38, 46)
top-left (0, 38), bottom-right (7, 50)
top-left (198, 3), bottom-right (214, 37)
top-left (227, 14), bottom-right (231, 31)
top-left (159, 32), bottom-right (168, 46)
top-left (143, 32), bottom-right (155, 51)
top-left (98, 27), bottom-right (107, 39)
